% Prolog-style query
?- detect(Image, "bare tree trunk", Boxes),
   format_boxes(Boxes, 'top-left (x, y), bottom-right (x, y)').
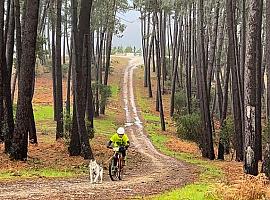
top-left (11, 0), bottom-right (40, 160)
top-left (86, 31), bottom-right (94, 139)
top-left (4, 0), bottom-right (15, 153)
top-left (69, 0), bottom-right (94, 160)
top-left (227, 0), bottom-right (244, 162)
top-left (161, 11), bottom-right (167, 95)
top-left (0, 0), bottom-right (5, 146)
top-left (207, 1), bottom-right (220, 96)
top-left (255, 0), bottom-right (263, 162)
top-left (244, 0), bottom-right (262, 175)
top-left (4, 0), bottom-right (11, 44)
top-left (147, 29), bottom-right (154, 98)
top-left (267, 0), bottom-right (270, 122)
top-left (216, 14), bottom-right (229, 159)
top-left (47, 17), bottom-right (51, 59)
top-left (66, 45), bottom-right (72, 117)
top-left (50, 0), bottom-right (57, 121)
top-left (141, 11), bottom-right (147, 87)
top-left (104, 31), bottom-right (113, 86)
top-left (197, 0), bottom-right (215, 160)
top-left (170, 17), bottom-right (182, 117)
top-left (55, 0), bottom-right (63, 139)
top-left (153, 5), bottom-right (165, 131)
top-left (240, 0), bottom-right (246, 106)
top-left (186, 5), bottom-right (192, 114)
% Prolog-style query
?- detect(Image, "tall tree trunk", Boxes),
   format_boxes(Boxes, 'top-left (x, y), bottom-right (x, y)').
top-left (186, 5), bottom-right (192, 114)
top-left (153, 5), bottom-right (165, 131)
top-left (4, 0), bottom-right (15, 153)
top-left (147, 31), bottom-right (153, 98)
top-left (0, 0), bottom-right (5, 146)
top-left (69, 98), bottom-right (81, 155)
top-left (207, 1), bottom-right (220, 96)
top-left (86, 31), bottom-right (94, 139)
top-left (170, 17), bottom-right (182, 117)
top-left (104, 31), bottom-right (113, 86)
top-left (267, 0), bottom-right (270, 122)
top-left (69, 0), bottom-right (94, 160)
top-left (240, 0), bottom-right (246, 109)
top-left (216, 14), bottom-right (229, 160)
top-left (11, 0), bottom-right (40, 161)
top-left (47, 17), bottom-right (51, 59)
top-left (197, 0), bottom-right (215, 160)
top-left (95, 29), bottom-right (100, 117)
top-left (227, 0), bottom-right (244, 162)
top-left (50, 0), bottom-right (57, 121)
top-left (244, 0), bottom-right (262, 176)
top-left (255, 0), bottom-right (263, 162)
top-left (161, 11), bottom-right (167, 95)
top-left (55, 0), bottom-right (63, 139)
top-left (141, 11), bottom-right (147, 87)
top-left (66, 47), bottom-right (72, 117)
top-left (63, 0), bottom-right (68, 64)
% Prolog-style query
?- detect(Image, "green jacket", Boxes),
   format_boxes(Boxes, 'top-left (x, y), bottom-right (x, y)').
top-left (110, 133), bottom-right (129, 147)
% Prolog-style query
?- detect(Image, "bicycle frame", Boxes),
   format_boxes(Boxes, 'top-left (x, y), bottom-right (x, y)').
top-left (109, 147), bottom-right (124, 181)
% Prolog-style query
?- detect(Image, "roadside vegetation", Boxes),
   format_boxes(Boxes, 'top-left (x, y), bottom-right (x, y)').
top-left (134, 67), bottom-right (269, 200)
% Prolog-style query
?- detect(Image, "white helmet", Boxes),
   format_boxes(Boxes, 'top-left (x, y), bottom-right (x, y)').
top-left (117, 127), bottom-right (125, 135)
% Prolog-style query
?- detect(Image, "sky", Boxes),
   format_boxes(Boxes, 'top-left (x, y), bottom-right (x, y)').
top-left (112, 1), bottom-right (142, 49)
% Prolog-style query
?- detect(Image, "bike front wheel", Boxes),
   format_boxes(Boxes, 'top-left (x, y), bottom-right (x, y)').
top-left (109, 158), bottom-right (119, 181)
top-left (118, 158), bottom-right (124, 180)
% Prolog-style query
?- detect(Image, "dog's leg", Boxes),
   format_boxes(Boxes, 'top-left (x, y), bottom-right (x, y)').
top-left (100, 168), bottom-right (103, 183)
top-left (94, 171), bottom-right (99, 183)
top-left (90, 169), bottom-right (93, 184)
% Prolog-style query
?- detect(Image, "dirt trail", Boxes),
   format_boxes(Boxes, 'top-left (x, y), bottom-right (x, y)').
top-left (0, 57), bottom-right (196, 200)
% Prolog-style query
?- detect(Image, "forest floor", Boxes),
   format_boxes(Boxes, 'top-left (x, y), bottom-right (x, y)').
top-left (132, 65), bottom-right (270, 200)
top-left (0, 56), bottom-right (197, 200)
top-left (1, 56), bottom-right (270, 200)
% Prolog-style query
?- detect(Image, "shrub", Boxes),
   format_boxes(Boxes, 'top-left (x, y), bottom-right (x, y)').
top-left (174, 90), bottom-right (199, 116)
top-left (63, 114), bottom-right (72, 144)
top-left (175, 113), bottom-right (202, 143)
top-left (174, 91), bottom-right (187, 115)
top-left (220, 116), bottom-right (235, 154)
top-left (100, 84), bottom-right (112, 109)
top-left (86, 118), bottom-right (95, 140)
top-left (92, 83), bottom-right (112, 110)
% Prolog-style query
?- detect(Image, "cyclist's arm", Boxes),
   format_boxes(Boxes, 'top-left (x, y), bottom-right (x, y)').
top-left (107, 140), bottom-right (113, 149)
top-left (125, 141), bottom-right (130, 149)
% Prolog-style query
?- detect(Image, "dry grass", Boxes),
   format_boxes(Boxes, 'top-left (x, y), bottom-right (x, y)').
top-left (210, 174), bottom-right (269, 200)
top-left (166, 137), bottom-right (201, 155)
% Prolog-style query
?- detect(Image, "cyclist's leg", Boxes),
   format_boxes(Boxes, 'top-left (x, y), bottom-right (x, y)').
top-left (113, 153), bottom-right (118, 167)
top-left (122, 150), bottom-right (126, 166)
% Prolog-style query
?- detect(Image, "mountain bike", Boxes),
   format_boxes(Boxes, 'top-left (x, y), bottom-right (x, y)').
top-left (109, 147), bottom-right (125, 181)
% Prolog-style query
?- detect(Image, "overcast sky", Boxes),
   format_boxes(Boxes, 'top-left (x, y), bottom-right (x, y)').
top-left (112, 1), bottom-right (142, 49)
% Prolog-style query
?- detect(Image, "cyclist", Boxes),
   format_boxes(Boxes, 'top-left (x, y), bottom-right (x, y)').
top-left (107, 127), bottom-right (130, 166)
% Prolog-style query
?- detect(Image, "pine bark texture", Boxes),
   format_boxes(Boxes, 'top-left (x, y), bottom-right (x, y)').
top-left (244, 0), bottom-right (262, 175)
top-left (11, 0), bottom-right (40, 160)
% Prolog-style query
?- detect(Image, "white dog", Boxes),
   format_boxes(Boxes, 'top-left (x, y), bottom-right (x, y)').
top-left (89, 160), bottom-right (103, 184)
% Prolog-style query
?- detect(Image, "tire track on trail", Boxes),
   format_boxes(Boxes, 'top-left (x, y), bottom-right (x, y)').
top-left (0, 56), bottom-right (196, 200)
